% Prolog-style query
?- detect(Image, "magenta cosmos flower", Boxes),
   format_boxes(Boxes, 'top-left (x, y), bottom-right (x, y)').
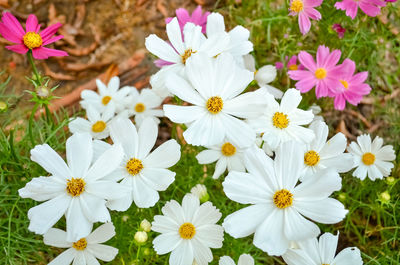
top-left (331, 59), bottom-right (371, 110)
top-left (276, 55), bottom-right (305, 70)
top-left (334, 0), bottom-right (386, 19)
top-left (0, 12), bottom-right (68, 59)
top-left (288, 45), bottom-right (346, 98)
top-left (288, 0), bottom-right (323, 35)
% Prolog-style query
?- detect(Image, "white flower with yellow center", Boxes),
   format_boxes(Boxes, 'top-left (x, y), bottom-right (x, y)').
top-left (247, 88), bottom-right (315, 151)
top-left (18, 133), bottom-right (128, 242)
top-left (282, 232), bottom-right (363, 265)
top-left (163, 53), bottom-right (267, 148)
top-left (43, 223), bottom-right (118, 265)
top-left (152, 194), bottom-right (224, 265)
top-left (300, 121), bottom-right (354, 181)
top-left (69, 104), bottom-right (115, 140)
top-left (347, 134), bottom-right (395, 181)
top-left (95, 118), bottom-right (181, 210)
top-left (80, 77), bottom-right (131, 114)
top-left (206, 13), bottom-right (253, 67)
top-left (222, 142), bottom-right (348, 256)
top-left (120, 87), bottom-right (164, 126)
top-left (196, 140), bottom-right (246, 179)
top-left (219, 254), bottom-right (254, 265)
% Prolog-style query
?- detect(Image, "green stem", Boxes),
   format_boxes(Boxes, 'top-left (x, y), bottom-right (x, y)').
top-left (136, 245), bottom-right (141, 261)
top-left (28, 103), bottom-right (40, 146)
top-left (27, 51), bottom-right (41, 85)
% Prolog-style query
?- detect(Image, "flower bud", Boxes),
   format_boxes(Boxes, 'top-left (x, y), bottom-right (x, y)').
top-left (37, 86), bottom-right (49, 98)
top-left (140, 219), bottom-right (152, 232)
top-left (386, 177), bottom-right (395, 185)
top-left (134, 231), bottom-right (148, 244)
top-left (0, 101), bottom-right (7, 112)
top-left (190, 184), bottom-right (209, 203)
top-left (379, 191), bottom-right (390, 203)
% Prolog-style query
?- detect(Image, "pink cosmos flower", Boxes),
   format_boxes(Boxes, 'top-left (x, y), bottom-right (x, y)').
top-left (276, 55), bottom-right (305, 70)
top-left (165, 6), bottom-right (209, 33)
top-left (331, 59), bottom-right (371, 110)
top-left (332, 23), bottom-right (346, 39)
top-left (334, 0), bottom-right (386, 19)
top-left (288, 45), bottom-right (346, 98)
top-left (288, 0), bottom-right (323, 35)
top-left (0, 12), bottom-right (68, 59)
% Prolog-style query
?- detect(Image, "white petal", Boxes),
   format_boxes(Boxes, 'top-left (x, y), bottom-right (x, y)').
top-left (66, 133), bottom-right (93, 178)
top-left (206, 13), bottom-right (225, 36)
top-left (137, 118), bottom-right (158, 159)
top-left (153, 232), bottom-right (182, 254)
top-left (92, 140), bottom-right (111, 163)
top-left (86, 222), bottom-right (116, 244)
top-left (196, 149), bottom-right (221, 164)
top-left (195, 224), bottom-right (224, 248)
top-left (66, 198), bottom-right (93, 242)
top-left (282, 249), bottom-right (317, 265)
top-left (72, 251), bottom-right (85, 265)
top-left (83, 251), bottom-right (100, 265)
top-left (192, 201), bottom-right (222, 227)
top-left (69, 117), bottom-right (92, 135)
top-left (145, 34), bottom-right (180, 63)
top-left (274, 141), bottom-right (303, 190)
top-left (238, 254), bottom-right (254, 265)
top-left (219, 256), bottom-right (235, 265)
top-left (283, 207), bottom-right (320, 241)
top-left (43, 228), bottom-right (71, 248)
top-left (132, 176), bottom-right (159, 208)
top-left (223, 91), bottom-right (267, 119)
top-left (167, 17), bottom-right (185, 54)
top-left (30, 144), bottom-right (71, 179)
top-left (109, 118), bottom-right (138, 158)
top-left (182, 194), bottom-right (200, 222)
top-left (143, 139), bottom-right (181, 168)
top-left (140, 168), bottom-right (175, 191)
top-left (376, 145), bottom-right (396, 161)
top-left (185, 53), bottom-right (215, 99)
top-left (213, 157), bottom-right (227, 179)
top-left (164, 105), bottom-right (206, 124)
top-left (318, 232), bottom-right (338, 263)
top-left (221, 114), bottom-right (255, 148)
top-left (184, 114), bottom-right (225, 147)
top-left (48, 248), bottom-right (76, 265)
top-left (79, 193), bottom-right (110, 223)
top-left (352, 165), bottom-right (368, 180)
top-left (333, 247), bottom-right (363, 265)
top-left (169, 240), bottom-right (194, 265)
top-left (165, 73), bottom-right (205, 105)
top-left (18, 176), bottom-right (65, 201)
top-left (280, 89), bottom-right (302, 114)
top-left (152, 215), bottom-right (180, 233)
top-left (255, 65), bottom-right (276, 85)
top-left (192, 238), bottom-right (213, 265)
top-left (357, 134), bottom-right (371, 153)
top-left (87, 244), bottom-right (118, 262)
top-left (294, 198), bottom-right (348, 224)
top-left (200, 32), bottom-right (230, 58)
top-left (161, 200), bottom-right (185, 224)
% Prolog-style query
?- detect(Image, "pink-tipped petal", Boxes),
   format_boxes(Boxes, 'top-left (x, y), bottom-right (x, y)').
top-left (5, 44), bottom-right (28, 54)
top-left (2, 12), bottom-right (25, 37)
top-left (154, 59), bottom-right (174, 68)
top-left (0, 22), bottom-right (22, 43)
top-left (165, 17), bottom-right (173, 24)
top-left (298, 12), bottom-right (311, 35)
top-left (298, 51), bottom-right (316, 71)
top-left (40, 23), bottom-right (62, 42)
top-left (42, 35), bottom-right (64, 45)
top-left (26, 14), bottom-right (39, 33)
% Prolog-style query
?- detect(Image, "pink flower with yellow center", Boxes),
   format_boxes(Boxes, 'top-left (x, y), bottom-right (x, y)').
top-left (288, 45), bottom-right (346, 98)
top-left (0, 12), bottom-right (68, 59)
top-left (288, 0), bottom-right (323, 35)
top-left (335, 0), bottom-right (386, 19)
top-left (276, 55), bottom-right (305, 71)
top-left (331, 59), bottom-right (371, 110)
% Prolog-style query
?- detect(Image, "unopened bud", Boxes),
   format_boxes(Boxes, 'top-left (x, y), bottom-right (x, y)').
top-left (37, 86), bottom-right (49, 98)
top-left (191, 184), bottom-right (209, 203)
top-left (379, 191), bottom-right (390, 203)
top-left (134, 231), bottom-right (148, 244)
top-left (386, 177), bottom-right (395, 185)
top-left (140, 219), bottom-right (151, 232)
top-left (0, 101), bottom-right (7, 111)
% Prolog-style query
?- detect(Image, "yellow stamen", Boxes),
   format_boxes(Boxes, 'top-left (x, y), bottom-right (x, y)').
top-left (66, 178), bottom-right (85, 197)
top-left (181, 48), bottom-right (197, 64)
top-left (102, 96), bottom-right (112, 105)
top-left (221, 142), bottom-right (236, 156)
top-left (362, 152), bottom-right (375, 166)
top-left (126, 158), bottom-right (143, 175)
top-left (340, 80), bottom-right (349, 89)
top-left (290, 0), bottom-right (304, 12)
top-left (206, 96), bottom-right (223, 114)
top-left (315, 68), bottom-right (327, 80)
top-left (135, 103), bottom-right (146, 113)
top-left (288, 64), bottom-right (298, 70)
top-left (179, 223), bottom-right (196, 239)
top-left (304, 150), bottom-right (320, 166)
top-left (272, 112), bottom-right (289, 129)
top-left (23, 32), bottom-right (42, 49)
top-left (273, 189), bottom-right (293, 209)
top-left (91, 121), bottom-right (106, 133)
top-left (72, 238), bottom-right (87, 250)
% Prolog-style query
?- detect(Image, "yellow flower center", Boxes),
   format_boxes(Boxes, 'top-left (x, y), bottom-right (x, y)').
top-left (23, 32), bottom-right (43, 49)
top-left (273, 189), bottom-right (293, 209)
top-left (272, 112), bottom-right (289, 129)
top-left (72, 238), bottom-right (87, 250)
top-left (91, 121), bottom-right (106, 133)
top-left (102, 96), bottom-right (112, 105)
top-left (135, 103), bottom-right (146, 113)
top-left (288, 64), bottom-right (298, 70)
top-left (206, 96), bottom-right (223, 114)
top-left (304, 150), bottom-right (320, 166)
top-left (340, 80), bottom-right (349, 90)
top-left (290, 0), bottom-right (304, 12)
top-left (221, 142), bottom-right (236, 156)
top-left (181, 48), bottom-right (197, 64)
top-left (315, 68), bottom-right (327, 80)
top-left (362, 152), bottom-right (375, 166)
top-left (179, 222), bottom-right (196, 239)
top-left (66, 178), bottom-right (86, 197)
top-left (126, 158), bottom-right (143, 175)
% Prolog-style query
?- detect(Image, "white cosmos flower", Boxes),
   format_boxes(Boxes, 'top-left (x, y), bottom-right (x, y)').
top-left (206, 13), bottom-right (253, 66)
top-left (152, 194), bottom-right (224, 265)
top-left (43, 222), bottom-right (118, 265)
top-left (247, 88), bottom-right (315, 151)
top-left (80, 77), bottom-right (131, 113)
top-left (69, 104), bottom-right (115, 140)
top-left (219, 254), bottom-right (254, 265)
top-left (347, 134), bottom-right (395, 181)
top-left (96, 118), bottom-right (181, 209)
top-left (222, 142), bottom-right (348, 256)
top-left (18, 133), bottom-right (127, 242)
top-left (196, 139), bottom-right (246, 179)
top-left (120, 87), bottom-right (164, 126)
top-left (163, 53), bottom-right (267, 148)
top-left (282, 232), bottom-right (363, 265)
top-left (300, 121), bottom-right (354, 181)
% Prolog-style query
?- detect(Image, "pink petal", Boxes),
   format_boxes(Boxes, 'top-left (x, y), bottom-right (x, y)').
top-left (315, 81), bottom-right (329, 98)
top-left (298, 12), bottom-right (311, 35)
top-left (335, 0), bottom-right (359, 19)
top-left (340, 58), bottom-right (356, 78)
top-left (39, 23), bottom-right (62, 42)
top-left (294, 74), bottom-right (317, 93)
top-left (334, 94), bottom-right (346, 110)
top-left (298, 51), bottom-right (316, 71)
top-left (275, 62), bottom-right (284, 69)
top-left (359, 1), bottom-right (382, 17)
top-left (350, 71), bottom-right (368, 84)
top-left (26, 14), bottom-right (39, 33)
top-left (42, 35), bottom-right (64, 45)
top-left (305, 8), bottom-right (321, 20)
top-left (288, 69), bottom-right (313, 80)
top-left (1, 12), bottom-right (25, 37)
top-left (5, 44), bottom-right (28, 54)
top-left (324, 49), bottom-right (341, 69)
top-left (288, 55), bottom-right (298, 66)
top-left (316, 45), bottom-right (330, 67)
top-left (32, 47), bottom-right (68, 59)
top-left (165, 17), bottom-right (173, 24)
top-left (0, 22), bottom-right (22, 43)
top-left (154, 59), bottom-right (174, 68)
top-left (191, 6), bottom-right (203, 21)
top-left (304, 0), bottom-right (323, 7)
top-left (175, 8), bottom-right (191, 25)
